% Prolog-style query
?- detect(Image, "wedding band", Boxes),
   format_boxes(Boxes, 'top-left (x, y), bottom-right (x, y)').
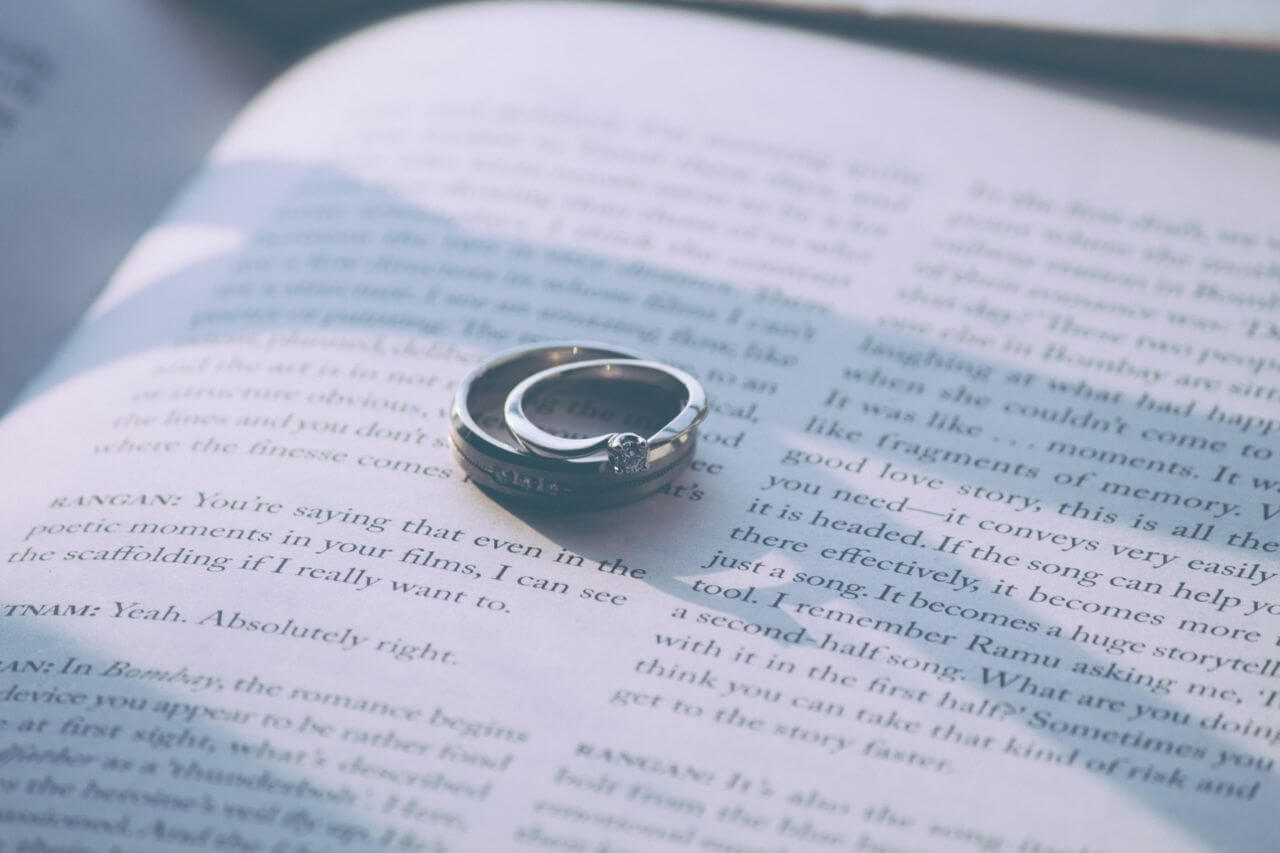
top-left (504, 359), bottom-right (707, 476)
top-left (449, 342), bottom-right (699, 506)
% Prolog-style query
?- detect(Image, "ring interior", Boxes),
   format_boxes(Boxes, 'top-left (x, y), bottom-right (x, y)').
top-left (516, 374), bottom-right (684, 445)
top-left (462, 345), bottom-right (643, 452)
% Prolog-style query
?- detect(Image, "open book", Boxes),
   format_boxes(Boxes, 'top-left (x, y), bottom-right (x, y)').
top-left (3, 1), bottom-right (1279, 850)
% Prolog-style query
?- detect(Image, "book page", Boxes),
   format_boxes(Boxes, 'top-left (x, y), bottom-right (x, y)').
top-left (0, 0), bottom-right (275, 411)
top-left (2, 2), bottom-right (1279, 850)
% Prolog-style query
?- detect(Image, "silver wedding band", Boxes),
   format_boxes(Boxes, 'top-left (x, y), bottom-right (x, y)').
top-left (449, 342), bottom-right (709, 507)
top-left (504, 359), bottom-right (708, 476)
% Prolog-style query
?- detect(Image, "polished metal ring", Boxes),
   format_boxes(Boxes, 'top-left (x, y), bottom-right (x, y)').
top-left (449, 342), bottom-right (699, 507)
top-left (504, 359), bottom-right (707, 476)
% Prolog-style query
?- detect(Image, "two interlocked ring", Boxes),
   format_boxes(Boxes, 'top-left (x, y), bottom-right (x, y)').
top-left (449, 342), bottom-right (709, 507)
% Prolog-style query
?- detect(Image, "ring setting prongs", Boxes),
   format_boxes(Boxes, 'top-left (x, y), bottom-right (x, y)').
top-left (606, 432), bottom-right (649, 475)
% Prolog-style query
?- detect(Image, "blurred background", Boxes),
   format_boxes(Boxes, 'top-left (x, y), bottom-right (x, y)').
top-left (205, 0), bottom-right (1280, 101)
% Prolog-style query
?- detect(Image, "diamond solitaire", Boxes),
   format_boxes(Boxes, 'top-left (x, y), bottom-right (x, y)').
top-left (607, 432), bottom-right (649, 475)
